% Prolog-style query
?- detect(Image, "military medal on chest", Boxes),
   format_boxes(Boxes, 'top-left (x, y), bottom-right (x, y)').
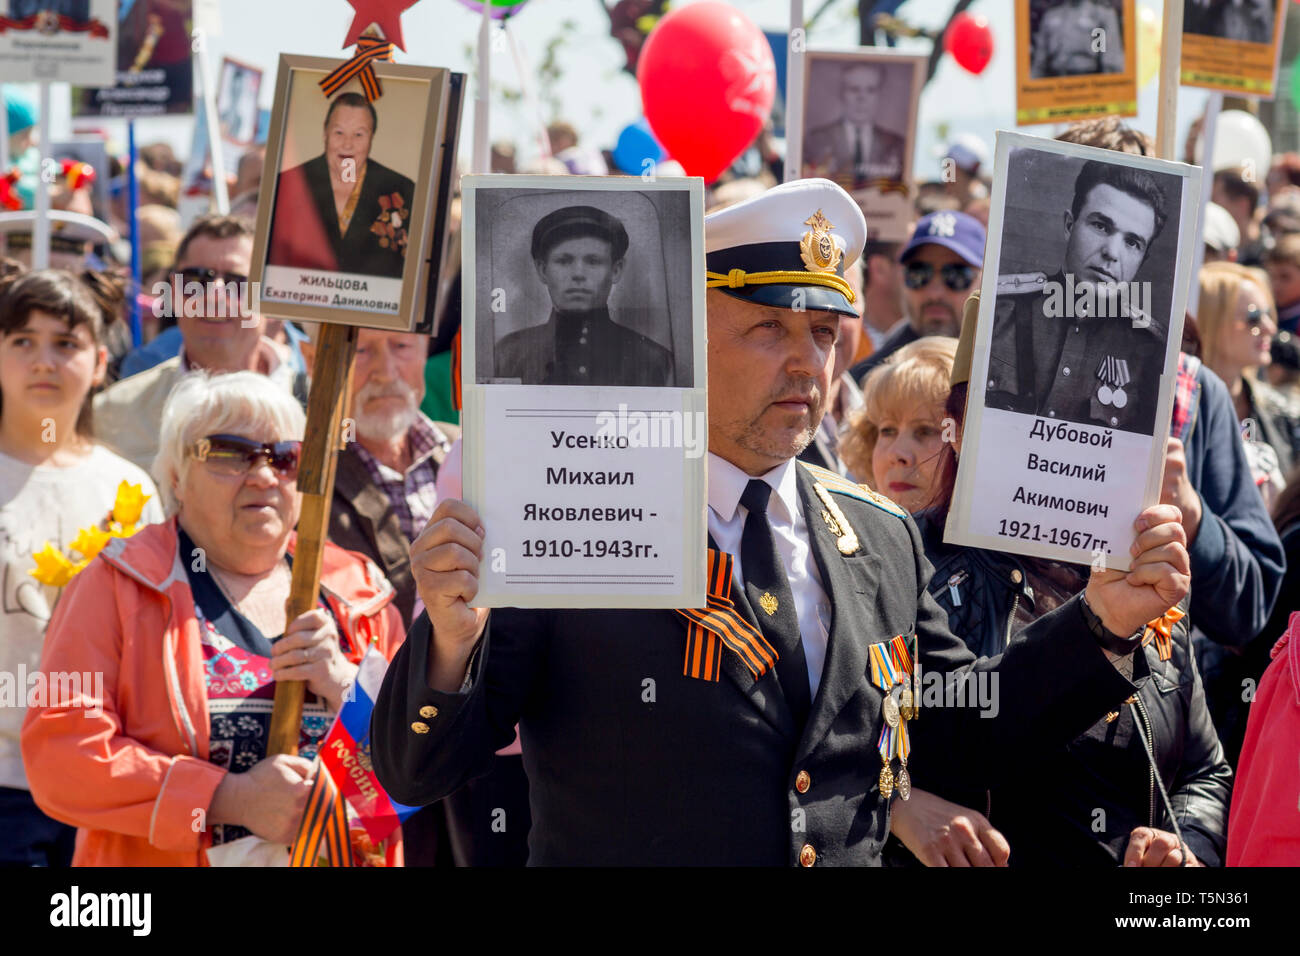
top-left (868, 635), bottom-right (919, 800)
top-left (1094, 355), bottom-right (1130, 409)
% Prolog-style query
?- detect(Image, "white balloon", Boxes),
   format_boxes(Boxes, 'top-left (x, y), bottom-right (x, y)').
top-left (1197, 109), bottom-right (1272, 177)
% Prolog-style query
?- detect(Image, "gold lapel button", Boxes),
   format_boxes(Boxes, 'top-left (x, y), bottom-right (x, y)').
top-left (795, 770), bottom-right (811, 794)
top-left (799, 844), bottom-right (817, 867)
top-left (410, 721), bottom-right (430, 735)
top-left (419, 705), bottom-right (439, 719)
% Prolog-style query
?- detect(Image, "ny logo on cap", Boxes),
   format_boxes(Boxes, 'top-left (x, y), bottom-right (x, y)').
top-left (929, 212), bottom-right (957, 238)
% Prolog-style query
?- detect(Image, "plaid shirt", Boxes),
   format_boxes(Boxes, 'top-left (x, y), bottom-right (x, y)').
top-left (351, 414), bottom-right (449, 543)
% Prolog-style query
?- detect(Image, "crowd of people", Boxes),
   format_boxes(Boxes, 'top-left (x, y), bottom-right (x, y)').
top-left (0, 79), bottom-right (1296, 868)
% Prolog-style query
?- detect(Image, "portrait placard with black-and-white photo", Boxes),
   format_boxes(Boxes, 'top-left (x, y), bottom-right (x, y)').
top-left (946, 132), bottom-right (1201, 571)
top-left (1017, 0), bottom-right (1137, 125)
top-left (1181, 0), bottom-right (1287, 97)
top-left (248, 54), bottom-right (462, 331)
top-left (0, 0), bottom-right (116, 85)
top-left (462, 175), bottom-right (707, 609)
top-left (799, 49), bottom-right (923, 243)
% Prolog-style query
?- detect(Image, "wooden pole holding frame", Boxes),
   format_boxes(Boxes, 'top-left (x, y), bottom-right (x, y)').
top-left (267, 322), bottom-right (358, 756)
top-left (1154, 0), bottom-right (1184, 161)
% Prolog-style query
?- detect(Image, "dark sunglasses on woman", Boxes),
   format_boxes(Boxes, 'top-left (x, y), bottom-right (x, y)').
top-left (190, 434), bottom-right (302, 479)
top-left (903, 260), bottom-right (978, 292)
top-left (1244, 304), bottom-right (1272, 328)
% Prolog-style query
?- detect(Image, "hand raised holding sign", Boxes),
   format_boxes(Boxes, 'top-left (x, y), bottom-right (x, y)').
top-left (410, 498), bottom-right (490, 692)
top-left (1084, 504), bottom-right (1190, 638)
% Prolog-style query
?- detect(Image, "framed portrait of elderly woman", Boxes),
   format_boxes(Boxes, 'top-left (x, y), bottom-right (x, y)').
top-left (461, 175), bottom-right (708, 609)
top-left (249, 54), bottom-right (463, 332)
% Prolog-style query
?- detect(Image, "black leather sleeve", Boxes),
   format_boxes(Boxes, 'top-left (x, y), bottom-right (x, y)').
top-left (905, 515), bottom-right (1146, 790)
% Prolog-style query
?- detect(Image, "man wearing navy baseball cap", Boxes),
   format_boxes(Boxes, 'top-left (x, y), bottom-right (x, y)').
top-left (852, 209), bottom-right (986, 382)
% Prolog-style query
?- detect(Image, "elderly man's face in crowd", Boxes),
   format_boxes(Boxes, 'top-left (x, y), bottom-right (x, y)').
top-left (350, 327), bottom-right (427, 442)
top-left (176, 428), bottom-right (302, 558)
top-left (535, 236), bottom-right (624, 315)
top-left (707, 289), bottom-right (837, 474)
top-left (325, 104), bottom-right (375, 184)
top-left (841, 66), bottom-right (881, 127)
top-left (1063, 183), bottom-right (1155, 287)
top-left (903, 244), bottom-right (977, 338)
top-left (175, 233), bottom-right (265, 372)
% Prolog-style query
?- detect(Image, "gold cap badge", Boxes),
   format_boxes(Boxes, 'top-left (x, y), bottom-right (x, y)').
top-left (800, 210), bottom-right (843, 275)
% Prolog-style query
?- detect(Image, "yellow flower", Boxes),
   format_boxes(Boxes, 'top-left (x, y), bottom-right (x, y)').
top-left (108, 522), bottom-right (137, 538)
top-left (29, 543), bottom-right (76, 588)
top-left (112, 481), bottom-right (151, 527)
top-left (69, 525), bottom-right (112, 561)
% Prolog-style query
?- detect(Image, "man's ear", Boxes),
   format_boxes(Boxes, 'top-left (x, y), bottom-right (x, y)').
top-left (611, 257), bottom-right (626, 282)
top-left (1063, 209), bottom-right (1074, 240)
top-left (533, 258), bottom-right (547, 284)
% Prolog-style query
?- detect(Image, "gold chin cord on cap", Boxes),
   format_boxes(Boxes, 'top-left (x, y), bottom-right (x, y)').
top-left (705, 268), bottom-right (857, 305)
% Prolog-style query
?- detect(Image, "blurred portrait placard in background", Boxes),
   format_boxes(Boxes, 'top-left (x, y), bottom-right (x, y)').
top-left (1017, 0), bottom-right (1137, 125)
top-left (1181, 0), bottom-right (1287, 97)
top-left (74, 0), bottom-right (194, 117)
top-left (799, 48), bottom-right (923, 243)
top-left (249, 54), bottom-right (461, 332)
top-left (217, 56), bottom-right (261, 147)
top-left (947, 132), bottom-right (1201, 570)
top-left (0, 0), bottom-right (116, 86)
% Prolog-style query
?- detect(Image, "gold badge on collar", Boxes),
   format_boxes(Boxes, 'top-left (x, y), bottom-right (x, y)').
top-left (759, 592), bottom-right (779, 616)
top-left (813, 483), bottom-right (860, 555)
top-left (800, 210), bottom-right (843, 274)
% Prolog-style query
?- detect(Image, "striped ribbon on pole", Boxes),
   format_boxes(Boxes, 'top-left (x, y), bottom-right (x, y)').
top-left (319, 35), bottom-right (395, 101)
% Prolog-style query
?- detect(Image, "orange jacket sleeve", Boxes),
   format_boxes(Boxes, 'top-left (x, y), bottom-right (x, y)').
top-left (20, 559), bottom-right (226, 854)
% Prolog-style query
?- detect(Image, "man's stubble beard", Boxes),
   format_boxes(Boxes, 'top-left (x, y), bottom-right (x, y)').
top-left (720, 376), bottom-right (825, 465)
top-left (354, 379), bottom-right (422, 443)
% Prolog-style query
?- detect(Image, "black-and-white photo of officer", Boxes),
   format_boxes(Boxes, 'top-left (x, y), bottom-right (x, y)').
top-left (985, 150), bottom-right (1182, 435)
top-left (1030, 0), bottom-right (1126, 78)
top-left (1184, 0), bottom-right (1275, 44)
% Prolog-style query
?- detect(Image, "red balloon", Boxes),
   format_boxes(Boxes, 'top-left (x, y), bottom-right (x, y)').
top-left (944, 12), bottom-right (994, 76)
top-left (638, 2), bottom-right (775, 183)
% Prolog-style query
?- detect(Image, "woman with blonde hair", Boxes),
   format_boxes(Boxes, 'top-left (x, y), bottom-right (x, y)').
top-left (841, 335), bottom-right (957, 515)
top-left (1197, 261), bottom-right (1300, 501)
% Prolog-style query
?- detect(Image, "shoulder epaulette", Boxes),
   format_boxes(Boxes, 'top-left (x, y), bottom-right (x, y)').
top-left (799, 461), bottom-right (908, 519)
top-left (996, 272), bottom-right (1047, 295)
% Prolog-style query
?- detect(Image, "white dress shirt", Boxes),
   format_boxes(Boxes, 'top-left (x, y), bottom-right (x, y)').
top-left (707, 453), bottom-right (833, 697)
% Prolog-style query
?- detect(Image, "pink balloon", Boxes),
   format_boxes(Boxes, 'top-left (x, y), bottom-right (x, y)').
top-left (638, 2), bottom-right (775, 183)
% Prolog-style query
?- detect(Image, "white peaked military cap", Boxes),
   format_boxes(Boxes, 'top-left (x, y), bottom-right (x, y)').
top-left (704, 177), bottom-right (867, 317)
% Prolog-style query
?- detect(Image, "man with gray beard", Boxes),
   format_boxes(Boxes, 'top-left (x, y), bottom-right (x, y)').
top-left (305, 326), bottom-right (458, 629)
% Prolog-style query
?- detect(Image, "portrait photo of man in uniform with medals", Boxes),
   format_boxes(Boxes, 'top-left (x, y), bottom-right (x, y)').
top-left (473, 182), bottom-right (693, 388)
top-left (983, 144), bottom-right (1184, 435)
top-left (947, 132), bottom-right (1199, 571)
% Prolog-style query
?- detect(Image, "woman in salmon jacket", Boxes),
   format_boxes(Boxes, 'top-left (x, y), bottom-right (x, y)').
top-left (21, 371), bottom-right (405, 866)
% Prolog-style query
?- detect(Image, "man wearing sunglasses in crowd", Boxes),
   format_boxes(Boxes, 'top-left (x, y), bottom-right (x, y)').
top-left (96, 215), bottom-right (309, 473)
top-left (851, 210), bottom-right (985, 385)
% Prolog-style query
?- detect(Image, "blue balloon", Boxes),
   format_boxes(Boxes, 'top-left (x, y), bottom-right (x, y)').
top-left (612, 118), bottom-right (666, 175)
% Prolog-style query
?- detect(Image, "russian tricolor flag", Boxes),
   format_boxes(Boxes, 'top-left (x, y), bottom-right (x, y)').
top-left (320, 648), bottom-right (420, 844)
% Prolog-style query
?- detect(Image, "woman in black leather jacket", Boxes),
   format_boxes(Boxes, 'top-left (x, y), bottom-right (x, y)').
top-left (856, 349), bottom-right (1233, 865)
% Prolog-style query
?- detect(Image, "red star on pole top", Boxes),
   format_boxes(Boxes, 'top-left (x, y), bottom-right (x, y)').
top-left (344, 0), bottom-right (420, 52)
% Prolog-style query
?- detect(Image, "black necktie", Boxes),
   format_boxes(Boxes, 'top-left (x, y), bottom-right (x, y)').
top-left (740, 479), bottom-right (812, 730)
top-left (852, 126), bottom-right (864, 180)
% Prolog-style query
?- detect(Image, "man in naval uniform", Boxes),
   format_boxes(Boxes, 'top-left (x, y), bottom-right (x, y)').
top-left (493, 205), bottom-right (674, 387)
top-left (985, 159), bottom-right (1170, 435)
top-left (371, 178), bottom-right (1192, 866)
